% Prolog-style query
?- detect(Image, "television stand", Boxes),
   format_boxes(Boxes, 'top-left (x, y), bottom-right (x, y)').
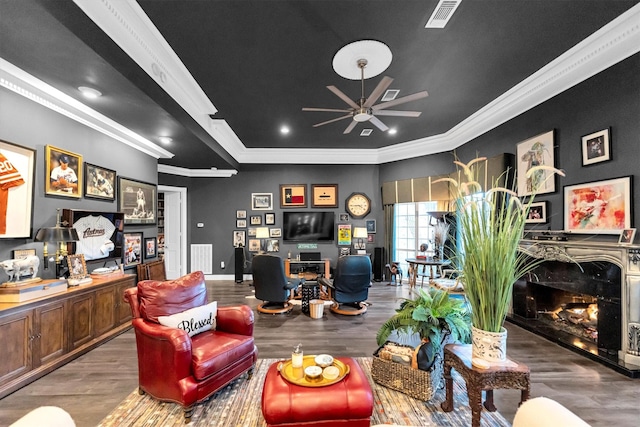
top-left (284, 259), bottom-right (331, 280)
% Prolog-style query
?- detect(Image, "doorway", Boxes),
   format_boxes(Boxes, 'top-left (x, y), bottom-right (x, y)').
top-left (158, 185), bottom-right (187, 279)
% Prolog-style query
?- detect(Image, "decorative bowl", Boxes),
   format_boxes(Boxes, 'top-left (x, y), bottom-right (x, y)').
top-left (314, 354), bottom-right (334, 368)
top-left (304, 365), bottom-right (322, 380)
top-left (322, 365), bottom-right (340, 380)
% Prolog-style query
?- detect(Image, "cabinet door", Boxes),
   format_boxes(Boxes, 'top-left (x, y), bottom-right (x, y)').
top-left (0, 310), bottom-right (33, 386)
top-left (94, 287), bottom-right (115, 337)
top-left (69, 293), bottom-right (94, 349)
top-left (34, 301), bottom-right (66, 366)
top-left (115, 280), bottom-right (134, 325)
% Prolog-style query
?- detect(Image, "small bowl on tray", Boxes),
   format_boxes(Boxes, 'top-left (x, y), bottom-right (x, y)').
top-left (304, 365), bottom-right (323, 380)
top-left (314, 354), bottom-right (334, 368)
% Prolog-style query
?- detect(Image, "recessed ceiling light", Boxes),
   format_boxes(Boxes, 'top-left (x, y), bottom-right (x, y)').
top-left (388, 128), bottom-right (397, 135)
top-left (159, 136), bottom-right (173, 144)
top-left (280, 126), bottom-right (290, 135)
top-left (78, 86), bottom-right (102, 99)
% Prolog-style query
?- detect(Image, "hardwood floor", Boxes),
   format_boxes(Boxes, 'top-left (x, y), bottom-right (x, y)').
top-left (1, 280), bottom-right (638, 426)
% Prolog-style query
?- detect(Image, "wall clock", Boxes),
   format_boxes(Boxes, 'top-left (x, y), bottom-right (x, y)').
top-left (345, 192), bottom-right (371, 219)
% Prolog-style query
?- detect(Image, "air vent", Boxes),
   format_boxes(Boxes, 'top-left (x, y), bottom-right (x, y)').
top-left (381, 89), bottom-right (400, 102)
top-left (425, 0), bottom-right (462, 29)
top-left (360, 129), bottom-right (373, 137)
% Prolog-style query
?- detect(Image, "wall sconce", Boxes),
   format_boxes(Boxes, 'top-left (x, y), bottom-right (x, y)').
top-left (353, 227), bottom-right (368, 251)
top-left (34, 209), bottom-right (79, 278)
top-left (255, 227), bottom-right (270, 253)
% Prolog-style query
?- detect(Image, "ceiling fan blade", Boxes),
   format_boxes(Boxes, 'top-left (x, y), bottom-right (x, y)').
top-left (327, 85), bottom-right (360, 109)
top-left (363, 76), bottom-right (393, 108)
top-left (369, 116), bottom-right (389, 132)
top-left (313, 114), bottom-right (353, 127)
top-left (373, 90), bottom-right (429, 111)
top-left (374, 110), bottom-right (422, 117)
top-left (303, 107), bottom-right (353, 113)
top-left (343, 120), bottom-right (358, 134)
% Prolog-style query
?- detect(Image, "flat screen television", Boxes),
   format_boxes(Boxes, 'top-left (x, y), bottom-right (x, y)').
top-left (62, 209), bottom-right (124, 261)
top-left (283, 211), bottom-right (335, 242)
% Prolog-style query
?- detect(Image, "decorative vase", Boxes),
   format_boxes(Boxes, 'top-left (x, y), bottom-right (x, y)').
top-left (471, 326), bottom-right (507, 363)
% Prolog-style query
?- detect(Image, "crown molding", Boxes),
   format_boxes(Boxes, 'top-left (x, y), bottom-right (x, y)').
top-left (157, 164), bottom-right (238, 178)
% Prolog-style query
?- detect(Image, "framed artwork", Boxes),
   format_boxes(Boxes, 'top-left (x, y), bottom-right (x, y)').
top-left (236, 219), bottom-right (247, 228)
top-left (118, 177), bottom-right (157, 225)
top-left (45, 145), bottom-right (82, 199)
top-left (516, 130), bottom-right (555, 197)
top-left (367, 234), bottom-right (375, 243)
top-left (13, 249), bottom-right (36, 259)
top-left (252, 193), bottom-right (273, 210)
top-left (158, 233), bottom-right (165, 255)
top-left (526, 201), bottom-right (548, 224)
top-left (248, 228), bottom-right (257, 237)
top-left (311, 184), bottom-right (338, 208)
top-left (233, 230), bottom-right (246, 248)
top-left (581, 128), bottom-right (611, 166)
top-left (0, 140), bottom-right (36, 238)
top-left (339, 213), bottom-right (349, 222)
top-left (250, 215), bottom-right (262, 225)
top-left (84, 163), bottom-right (116, 201)
top-left (144, 237), bottom-right (157, 259)
top-left (248, 239), bottom-right (260, 252)
top-left (266, 239), bottom-right (280, 252)
top-left (280, 184), bottom-right (307, 208)
top-left (123, 232), bottom-right (143, 267)
top-left (338, 224), bottom-right (352, 246)
top-left (366, 219), bottom-right (377, 233)
top-left (265, 212), bottom-right (275, 225)
top-left (236, 209), bottom-right (247, 219)
top-left (619, 228), bottom-right (636, 245)
top-left (564, 176), bottom-right (632, 234)
top-left (270, 228), bottom-right (281, 238)
top-left (67, 254), bottom-right (87, 279)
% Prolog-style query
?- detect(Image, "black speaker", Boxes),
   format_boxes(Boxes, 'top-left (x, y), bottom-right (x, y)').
top-left (373, 247), bottom-right (384, 281)
top-left (234, 247), bottom-right (244, 283)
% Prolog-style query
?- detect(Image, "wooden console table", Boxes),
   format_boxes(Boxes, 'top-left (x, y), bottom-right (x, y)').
top-left (441, 343), bottom-right (530, 427)
top-left (284, 259), bottom-right (331, 280)
top-left (0, 274), bottom-right (136, 398)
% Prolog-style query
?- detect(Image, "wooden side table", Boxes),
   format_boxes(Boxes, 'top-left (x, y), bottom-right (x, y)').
top-left (441, 343), bottom-right (530, 427)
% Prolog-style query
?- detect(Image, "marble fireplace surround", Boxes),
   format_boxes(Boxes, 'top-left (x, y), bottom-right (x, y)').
top-left (517, 238), bottom-right (640, 373)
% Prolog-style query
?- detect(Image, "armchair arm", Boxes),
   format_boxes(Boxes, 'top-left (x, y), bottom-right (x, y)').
top-left (285, 277), bottom-right (304, 290)
top-left (317, 276), bottom-right (334, 289)
top-left (216, 305), bottom-right (254, 336)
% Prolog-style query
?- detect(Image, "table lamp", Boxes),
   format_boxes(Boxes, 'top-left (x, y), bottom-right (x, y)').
top-left (353, 227), bottom-right (368, 251)
top-left (255, 227), bottom-right (270, 253)
top-left (34, 209), bottom-right (79, 278)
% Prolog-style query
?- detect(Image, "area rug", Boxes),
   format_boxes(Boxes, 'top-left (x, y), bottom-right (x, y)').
top-left (98, 358), bottom-right (511, 426)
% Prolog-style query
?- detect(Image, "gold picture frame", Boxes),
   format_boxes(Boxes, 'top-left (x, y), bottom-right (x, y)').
top-left (280, 184), bottom-right (307, 208)
top-left (67, 254), bottom-right (87, 279)
top-left (311, 184), bottom-right (338, 208)
top-left (45, 145), bottom-right (83, 198)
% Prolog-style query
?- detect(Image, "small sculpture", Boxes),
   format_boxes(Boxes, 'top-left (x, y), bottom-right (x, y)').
top-left (0, 255), bottom-right (41, 286)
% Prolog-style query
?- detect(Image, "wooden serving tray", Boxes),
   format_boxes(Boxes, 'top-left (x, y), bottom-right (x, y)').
top-left (278, 355), bottom-right (349, 387)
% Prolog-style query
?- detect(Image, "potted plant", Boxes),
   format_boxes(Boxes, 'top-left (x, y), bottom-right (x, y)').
top-left (435, 157), bottom-right (564, 364)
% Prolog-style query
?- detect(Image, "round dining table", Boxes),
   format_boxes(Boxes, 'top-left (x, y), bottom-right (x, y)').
top-left (405, 257), bottom-right (451, 289)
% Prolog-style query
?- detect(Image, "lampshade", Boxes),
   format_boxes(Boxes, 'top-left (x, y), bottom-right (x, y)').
top-left (353, 227), bottom-right (368, 239)
top-left (34, 226), bottom-right (79, 243)
top-left (255, 227), bottom-right (270, 239)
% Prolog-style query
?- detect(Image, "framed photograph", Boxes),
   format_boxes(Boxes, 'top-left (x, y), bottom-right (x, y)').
top-left (280, 184), bottom-right (307, 208)
top-left (250, 215), bottom-right (262, 225)
top-left (236, 209), bottom-right (247, 219)
top-left (516, 130), bottom-right (555, 197)
top-left (84, 163), bottom-right (116, 201)
top-left (581, 128), bottom-right (611, 166)
top-left (118, 177), bottom-right (157, 225)
top-left (248, 239), bottom-right (261, 252)
top-left (526, 201), bottom-right (548, 224)
top-left (45, 145), bottom-right (83, 199)
top-left (158, 233), bottom-right (165, 255)
top-left (564, 176), bottom-right (632, 234)
top-left (252, 193), bottom-right (273, 210)
top-left (13, 248), bottom-right (36, 259)
top-left (123, 232), bottom-right (143, 267)
top-left (367, 234), bottom-right (375, 243)
top-left (366, 219), bottom-right (377, 233)
top-left (338, 224), bottom-right (352, 246)
top-left (266, 239), bottom-right (280, 252)
top-left (311, 184), bottom-right (338, 208)
top-left (67, 254), bottom-right (87, 279)
top-left (619, 228), bottom-right (636, 245)
top-left (339, 213), bottom-right (349, 222)
top-left (265, 212), bottom-right (275, 225)
top-left (0, 140), bottom-right (36, 238)
top-left (233, 230), bottom-right (246, 248)
top-left (236, 219), bottom-right (247, 228)
top-left (248, 228), bottom-right (257, 237)
top-left (270, 228), bottom-right (282, 238)
top-left (144, 237), bottom-right (157, 259)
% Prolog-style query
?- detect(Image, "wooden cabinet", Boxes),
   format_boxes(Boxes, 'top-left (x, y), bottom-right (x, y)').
top-left (0, 274), bottom-right (135, 398)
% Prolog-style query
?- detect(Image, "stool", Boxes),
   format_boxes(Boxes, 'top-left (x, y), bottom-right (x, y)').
top-left (300, 282), bottom-right (320, 314)
top-left (261, 357), bottom-right (373, 427)
top-left (441, 344), bottom-right (530, 427)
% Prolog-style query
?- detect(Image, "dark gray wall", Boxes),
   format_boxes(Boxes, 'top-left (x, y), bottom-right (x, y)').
top-left (380, 53), bottom-right (640, 235)
top-left (0, 88), bottom-right (158, 279)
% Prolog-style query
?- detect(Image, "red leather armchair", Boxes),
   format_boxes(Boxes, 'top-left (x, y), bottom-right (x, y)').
top-left (123, 271), bottom-right (258, 422)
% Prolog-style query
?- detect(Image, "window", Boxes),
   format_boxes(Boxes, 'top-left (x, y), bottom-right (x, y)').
top-left (393, 201), bottom-right (438, 276)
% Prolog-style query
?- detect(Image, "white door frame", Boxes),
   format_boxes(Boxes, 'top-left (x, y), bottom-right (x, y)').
top-left (158, 185), bottom-right (187, 278)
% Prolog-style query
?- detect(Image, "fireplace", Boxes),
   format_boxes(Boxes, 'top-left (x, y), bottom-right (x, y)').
top-left (511, 238), bottom-right (640, 377)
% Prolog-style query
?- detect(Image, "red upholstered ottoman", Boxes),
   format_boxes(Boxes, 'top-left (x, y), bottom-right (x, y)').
top-left (261, 357), bottom-right (373, 427)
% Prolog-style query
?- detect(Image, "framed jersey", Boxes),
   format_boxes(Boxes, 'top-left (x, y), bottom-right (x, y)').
top-left (0, 140), bottom-right (36, 239)
top-left (62, 209), bottom-right (124, 261)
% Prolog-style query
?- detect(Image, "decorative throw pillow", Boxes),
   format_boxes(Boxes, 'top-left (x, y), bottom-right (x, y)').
top-left (158, 301), bottom-right (217, 337)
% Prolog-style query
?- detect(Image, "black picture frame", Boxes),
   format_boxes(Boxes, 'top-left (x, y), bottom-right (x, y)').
top-left (123, 231), bottom-right (143, 267)
top-left (525, 201), bottom-right (548, 224)
top-left (84, 163), bottom-right (116, 201)
top-left (581, 128), bottom-right (611, 166)
top-left (144, 237), bottom-right (157, 259)
top-left (118, 177), bottom-right (157, 225)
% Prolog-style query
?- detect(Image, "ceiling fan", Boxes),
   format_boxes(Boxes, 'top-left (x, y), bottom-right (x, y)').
top-left (302, 58), bottom-right (428, 134)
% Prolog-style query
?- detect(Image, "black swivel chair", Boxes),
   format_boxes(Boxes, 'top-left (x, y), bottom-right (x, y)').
top-left (318, 255), bottom-right (372, 315)
top-left (252, 254), bottom-right (304, 314)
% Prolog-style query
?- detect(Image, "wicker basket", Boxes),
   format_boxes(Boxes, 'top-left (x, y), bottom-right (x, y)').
top-left (371, 350), bottom-right (444, 401)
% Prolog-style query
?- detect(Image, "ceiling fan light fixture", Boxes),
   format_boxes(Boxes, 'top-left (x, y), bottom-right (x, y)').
top-left (353, 107), bottom-right (372, 122)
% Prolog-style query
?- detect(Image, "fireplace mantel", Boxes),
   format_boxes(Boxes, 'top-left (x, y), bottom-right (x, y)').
top-left (519, 238), bottom-right (640, 371)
